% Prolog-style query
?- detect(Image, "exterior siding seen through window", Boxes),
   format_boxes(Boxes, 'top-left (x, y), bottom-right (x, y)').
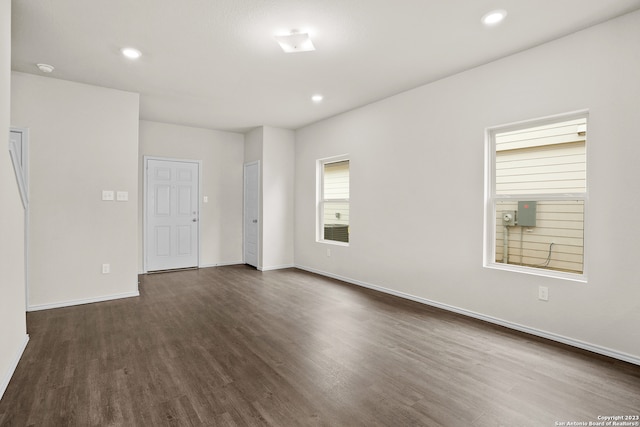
top-left (487, 115), bottom-right (587, 278)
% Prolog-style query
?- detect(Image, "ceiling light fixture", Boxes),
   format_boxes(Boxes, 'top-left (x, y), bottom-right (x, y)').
top-left (311, 94), bottom-right (323, 102)
top-left (36, 63), bottom-right (55, 73)
top-left (275, 30), bottom-right (315, 53)
top-left (482, 9), bottom-right (507, 27)
top-left (121, 47), bottom-right (142, 59)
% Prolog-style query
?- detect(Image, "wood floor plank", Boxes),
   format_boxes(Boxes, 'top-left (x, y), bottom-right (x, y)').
top-left (1, 265), bottom-right (639, 426)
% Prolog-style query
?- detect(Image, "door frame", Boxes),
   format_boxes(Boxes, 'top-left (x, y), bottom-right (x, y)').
top-left (143, 156), bottom-right (202, 273)
top-left (243, 161), bottom-right (260, 268)
top-left (9, 127), bottom-right (29, 309)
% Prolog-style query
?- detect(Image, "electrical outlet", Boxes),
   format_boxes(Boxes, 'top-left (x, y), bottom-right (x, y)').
top-left (102, 190), bottom-right (114, 201)
top-left (102, 263), bottom-right (110, 274)
top-left (538, 286), bottom-right (549, 301)
top-left (326, 248), bottom-right (331, 257)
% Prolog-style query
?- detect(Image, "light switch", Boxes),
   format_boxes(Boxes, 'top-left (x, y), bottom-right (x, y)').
top-left (116, 191), bottom-right (129, 201)
top-left (102, 190), bottom-right (114, 201)
top-left (203, 196), bottom-right (208, 203)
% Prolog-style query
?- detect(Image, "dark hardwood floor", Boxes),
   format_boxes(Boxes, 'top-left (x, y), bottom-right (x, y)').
top-left (1, 265), bottom-right (639, 426)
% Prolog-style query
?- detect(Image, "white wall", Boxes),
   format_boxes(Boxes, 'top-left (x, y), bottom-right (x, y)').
top-left (243, 126), bottom-right (295, 270)
top-left (244, 126), bottom-right (263, 165)
top-left (138, 120), bottom-right (244, 269)
top-left (262, 126), bottom-right (295, 270)
top-left (0, 0), bottom-right (28, 400)
top-left (295, 11), bottom-right (640, 362)
top-left (11, 72), bottom-right (140, 310)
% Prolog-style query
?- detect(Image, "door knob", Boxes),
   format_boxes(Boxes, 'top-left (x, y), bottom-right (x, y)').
top-left (192, 218), bottom-right (197, 222)
top-left (252, 219), bottom-right (258, 223)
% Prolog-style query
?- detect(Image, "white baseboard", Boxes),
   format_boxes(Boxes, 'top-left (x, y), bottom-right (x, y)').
top-left (295, 264), bottom-right (640, 366)
top-left (259, 264), bottom-right (295, 272)
top-left (27, 290), bottom-right (140, 312)
top-left (0, 334), bottom-right (29, 401)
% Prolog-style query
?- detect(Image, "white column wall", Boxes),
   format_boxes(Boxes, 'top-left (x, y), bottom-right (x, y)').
top-left (11, 73), bottom-right (140, 310)
top-left (262, 126), bottom-right (295, 270)
top-left (243, 126), bottom-right (295, 270)
top-left (0, 0), bottom-right (28, 400)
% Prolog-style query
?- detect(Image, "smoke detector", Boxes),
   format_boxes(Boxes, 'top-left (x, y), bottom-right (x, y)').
top-left (36, 63), bottom-right (55, 73)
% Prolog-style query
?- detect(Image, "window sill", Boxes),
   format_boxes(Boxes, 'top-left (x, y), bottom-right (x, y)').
top-left (318, 239), bottom-right (349, 247)
top-left (484, 262), bottom-right (587, 283)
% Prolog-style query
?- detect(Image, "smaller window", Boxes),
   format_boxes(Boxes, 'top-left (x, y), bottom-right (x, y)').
top-left (318, 156), bottom-right (350, 244)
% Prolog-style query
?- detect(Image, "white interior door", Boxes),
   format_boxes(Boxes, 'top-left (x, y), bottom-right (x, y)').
top-left (146, 158), bottom-right (199, 271)
top-left (244, 161), bottom-right (259, 268)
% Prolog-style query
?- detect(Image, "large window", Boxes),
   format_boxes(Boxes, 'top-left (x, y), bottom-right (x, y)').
top-left (485, 113), bottom-right (587, 280)
top-left (318, 156), bottom-right (350, 244)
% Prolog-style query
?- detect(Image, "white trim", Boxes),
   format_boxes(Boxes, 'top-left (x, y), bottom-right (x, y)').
top-left (143, 156), bottom-right (202, 273)
top-left (0, 334), bottom-right (29, 401)
top-left (27, 290), bottom-right (139, 312)
top-left (485, 262), bottom-right (587, 283)
top-left (198, 160), bottom-right (203, 269)
top-left (259, 264), bottom-right (295, 272)
top-left (487, 109), bottom-right (590, 136)
top-left (294, 264), bottom-right (640, 366)
top-left (318, 239), bottom-right (349, 247)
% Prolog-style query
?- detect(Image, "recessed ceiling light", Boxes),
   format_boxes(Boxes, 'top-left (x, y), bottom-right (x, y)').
top-left (311, 94), bottom-right (323, 102)
top-left (36, 63), bottom-right (55, 73)
top-left (482, 9), bottom-right (507, 27)
top-left (275, 30), bottom-right (315, 53)
top-left (121, 47), bottom-right (142, 59)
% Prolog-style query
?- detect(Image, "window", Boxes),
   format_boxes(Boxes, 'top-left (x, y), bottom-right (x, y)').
top-left (484, 113), bottom-right (587, 280)
top-left (318, 156), bottom-right (349, 244)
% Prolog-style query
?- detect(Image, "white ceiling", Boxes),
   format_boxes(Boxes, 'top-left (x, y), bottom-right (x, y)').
top-left (11, 0), bottom-right (640, 133)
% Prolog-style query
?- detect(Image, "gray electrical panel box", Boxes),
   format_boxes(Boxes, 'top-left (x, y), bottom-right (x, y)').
top-left (517, 201), bottom-right (537, 227)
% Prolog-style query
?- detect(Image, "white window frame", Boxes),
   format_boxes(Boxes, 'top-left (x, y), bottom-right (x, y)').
top-left (483, 111), bottom-right (588, 282)
top-left (317, 154), bottom-right (350, 246)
